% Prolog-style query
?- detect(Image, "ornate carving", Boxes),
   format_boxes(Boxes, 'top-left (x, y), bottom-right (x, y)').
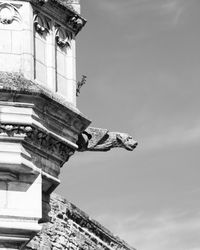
top-left (0, 3), bottom-right (21, 24)
top-left (0, 124), bottom-right (32, 136)
top-left (34, 13), bottom-right (50, 35)
top-left (55, 27), bottom-right (72, 48)
top-left (77, 127), bottom-right (138, 152)
top-left (0, 124), bottom-right (75, 162)
top-left (67, 15), bottom-right (85, 34)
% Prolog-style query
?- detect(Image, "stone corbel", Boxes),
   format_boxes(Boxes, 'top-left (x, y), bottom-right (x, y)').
top-left (34, 12), bottom-right (50, 35)
top-left (55, 26), bottom-right (72, 48)
top-left (67, 14), bottom-right (86, 34)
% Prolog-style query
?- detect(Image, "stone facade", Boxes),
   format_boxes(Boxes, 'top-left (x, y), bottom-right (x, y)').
top-left (0, 1), bottom-right (137, 249)
top-left (0, 0), bottom-right (85, 105)
top-left (26, 193), bottom-right (136, 250)
top-left (0, 72), bottom-right (90, 249)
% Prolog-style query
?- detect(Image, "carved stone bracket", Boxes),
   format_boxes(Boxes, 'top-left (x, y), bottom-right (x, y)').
top-left (0, 3), bottom-right (21, 24)
top-left (55, 26), bottom-right (72, 48)
top-left (34, 12), bottom-right (50, 35)
top-left (67, 14), bottom-right (85, 34)
top-left (0, 124), bottom-right (75, 163)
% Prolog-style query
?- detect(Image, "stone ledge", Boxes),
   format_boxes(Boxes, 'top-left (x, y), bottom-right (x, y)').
top-left (0, 72), bottom-right (90, 132)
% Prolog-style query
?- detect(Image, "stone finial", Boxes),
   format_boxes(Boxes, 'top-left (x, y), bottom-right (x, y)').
top-left (77, 127), bottom-right (138, 152)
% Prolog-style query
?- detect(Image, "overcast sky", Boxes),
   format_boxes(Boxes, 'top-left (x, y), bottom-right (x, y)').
top-left (57, 1), bottom-right (200, 249)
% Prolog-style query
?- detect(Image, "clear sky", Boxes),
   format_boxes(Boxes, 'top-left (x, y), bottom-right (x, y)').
top-left (57, 1), bottom-right (200, 249)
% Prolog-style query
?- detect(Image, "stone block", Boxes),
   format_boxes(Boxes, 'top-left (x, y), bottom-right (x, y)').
top-left (0, 53), bottom-right (21, 72)
top-left (21, 29), bottom-right (34, 55)
top-left (0, 30), bottom-right (12, 53)
top-left (11, 30), bottom-right (22, 54)
top-left (56, 74), bottom-right (67, 97)
top-left (56, 50), bottom-right (65, 76)
top-left (66, 56), bottom-right (76, 80)
top-left (35, 61), bottom-right (47, 84)
top-left (35, 36), bottom-right (46, 65)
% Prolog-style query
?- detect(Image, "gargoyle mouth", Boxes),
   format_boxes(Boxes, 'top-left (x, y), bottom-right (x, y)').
top-left (126, 142), bottom-right (138, 151)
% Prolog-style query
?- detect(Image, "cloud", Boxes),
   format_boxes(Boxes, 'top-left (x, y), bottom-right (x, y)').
top-left (96, 210), bottom-right (200, 250)
top-left (160, 0), bottom-right (186, 26)
top-left (94, 0), bottom-right (186, 28)
top-left (142, 122), bottom-right (200, 152)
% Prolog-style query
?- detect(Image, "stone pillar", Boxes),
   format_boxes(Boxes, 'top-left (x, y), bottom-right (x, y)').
top-left (0, 0), bottom-right (89, 249)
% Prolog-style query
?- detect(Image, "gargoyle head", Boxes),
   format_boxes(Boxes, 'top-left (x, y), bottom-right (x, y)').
top-left (116, 133), bottom-right (138, 151)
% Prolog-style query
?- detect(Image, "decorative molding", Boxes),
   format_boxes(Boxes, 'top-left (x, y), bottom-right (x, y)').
top-left (0, 171), bottom-right (18, 181)
top-left (0, 124), bottom-right (32, 136)
top-left (0, 3), bottom-right (21, 24)
top-left (34, 12), bottom-right (50, 35)
top-left (0, 124), bottom-right (75, 162)
top-left (0, 72), bottom-right (91, 133)
top-left (55, 26), bottom-right (72, 48)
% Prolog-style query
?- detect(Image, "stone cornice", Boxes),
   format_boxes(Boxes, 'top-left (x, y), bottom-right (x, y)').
top-left (0, 72), bottom-right (91, 134)
top-left (0, 123), bottom-right (75, 164)
top-left (30, 0), bottom-right (86, 35)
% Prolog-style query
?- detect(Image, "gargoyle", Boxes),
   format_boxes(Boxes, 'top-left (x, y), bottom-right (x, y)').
top-left (77, 127), bottom-right (138, 152)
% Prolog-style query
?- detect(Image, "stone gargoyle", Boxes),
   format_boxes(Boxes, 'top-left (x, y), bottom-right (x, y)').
top-left (77, 127), bottom-right (138, 152)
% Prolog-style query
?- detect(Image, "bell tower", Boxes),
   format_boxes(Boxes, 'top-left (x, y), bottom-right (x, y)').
top-left (0, 0), bottom-right (90, 249)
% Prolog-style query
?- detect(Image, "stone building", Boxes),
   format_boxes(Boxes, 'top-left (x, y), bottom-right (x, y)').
top-left (0, 0), bottom-right (137, 249)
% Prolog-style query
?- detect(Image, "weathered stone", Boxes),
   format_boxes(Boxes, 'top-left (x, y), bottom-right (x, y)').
top-left (77, 127), bottom-right (138, 152)
top-left (0, 0), bottom-right (137, 248)
top-left (26, 193), bottom-right (136, 250)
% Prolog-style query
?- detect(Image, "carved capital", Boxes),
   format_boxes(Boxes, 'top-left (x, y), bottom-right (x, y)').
top-left (55, 27), bottom-right (72, 48)
top-left (0, 3), bottom-right (21, 24)
top-left (34, 12), bottom-right (50, 35)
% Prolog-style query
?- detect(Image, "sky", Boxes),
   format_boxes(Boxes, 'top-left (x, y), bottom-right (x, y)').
top-left (57, 1), bottom-right (200, 249)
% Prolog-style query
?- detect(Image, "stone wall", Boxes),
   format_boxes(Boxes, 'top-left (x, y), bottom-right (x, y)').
top-left (26, 193), bottom-right (136, 250)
